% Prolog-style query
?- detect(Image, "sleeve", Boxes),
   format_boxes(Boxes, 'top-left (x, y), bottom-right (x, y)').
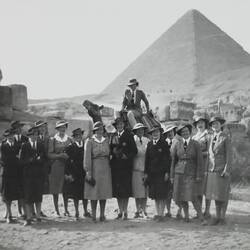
top-left (126, 134), bottom-right (138, 160)
top-left (48, 138), bottom-right (58, 160)
top-left (19, 143), bottom-right (30, 165)
top-left (224, 135), bottom-right (232, 173)
top-left (141, 91), bottom-right (150, 112)
top-left (144, 142), bottom-right (150, 174)
top-left (83, 138), bottom-right (92, 176)
top-left (122, 90), bottom-right (128, 110)
top-left (170, 143), bottom-right (177, 179)
top-left (163, 143), bottom-right (171, 174)
top-left (195, 142), bottom-right (204, 179)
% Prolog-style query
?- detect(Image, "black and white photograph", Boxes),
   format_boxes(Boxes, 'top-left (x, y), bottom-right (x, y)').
top-left (0, 0), bottom-right (250, 249)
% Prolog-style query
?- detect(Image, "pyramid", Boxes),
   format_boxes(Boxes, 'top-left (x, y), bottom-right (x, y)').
top-left (96, 9), bottom-right (250, 107)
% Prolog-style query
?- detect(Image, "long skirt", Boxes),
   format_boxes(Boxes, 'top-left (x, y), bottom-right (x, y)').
top-left (63, 177), bottom-right (84, 200)
top-left (148, 172), bottom-right (169, 200)
top-left (85, 158), bottom-right (112, 200)
top-left (173, 174), bottom-right (197, 202)
top-left (205, 172), bottom-right (230, 201)
top-left (49, 160), bottom-right (65, 194)
top-left (132, 170), bottom-right (147, 198)
top-left (1, 176), bottom-right (22, 202)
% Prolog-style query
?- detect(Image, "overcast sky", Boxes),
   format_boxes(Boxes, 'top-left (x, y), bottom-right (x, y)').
top-left (0, 0), bottom-right (249, 99)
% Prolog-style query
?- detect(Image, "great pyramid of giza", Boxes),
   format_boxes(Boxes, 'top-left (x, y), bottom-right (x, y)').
top-left (96, 9), bottom-right (250, 107)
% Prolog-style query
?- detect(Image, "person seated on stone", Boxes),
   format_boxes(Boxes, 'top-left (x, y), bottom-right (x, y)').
top-left (121, 78), bottom-right (150, 128)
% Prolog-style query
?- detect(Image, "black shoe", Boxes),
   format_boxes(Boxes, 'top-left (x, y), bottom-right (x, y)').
top-left (36, 218), bottom-right (42, 223)
top-left (210, 218), bottom-right (220, 226)
top-left (23, 219), bottom-right (32, 226)
top-left (40, 211), bottom-right (47, 218)
top-left (176, 213), bottom-right (183, 220)
top-left (84, 212), bottom-right (92, 218)
top-left (219, 218), bottom-right (226, 225)
top-left (157, 216), bottom-right (165, 222)
top-left (134, 212), bottom-right (140, 218)
top-left (100, 216), bottom-right (106, 222)
top-left (184, 217), bottom-right (190, 223)
top-left (92, 217), bottom-right (97, 223)
top-left (153, 215), bottom-right (160, 220)
top-left (6, 217), bottom-right (14, 224)
top-left (165, 212), bottom-right (172, 218)
top-left (64, 211), bottom-right (71, 217)
top-left (115, 213), bottom-right (122, 220)
top-left (123, 213), bottom-right (128, 220)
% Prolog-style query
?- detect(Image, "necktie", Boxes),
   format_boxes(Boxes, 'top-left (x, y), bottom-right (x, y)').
top-left (131, 91), bottom-right (135, 104)
top-left (139, 138), bottom-right (142, 144)
top-left (184, 140), bottom-right (187, 151)
top-left (153, 140), bottom-right (157, 145)
top-left (212, 136), bottom-right (217, 149)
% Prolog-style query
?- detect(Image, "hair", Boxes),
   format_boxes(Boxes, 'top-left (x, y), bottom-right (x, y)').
top-left (177, 125), bottom-right (192, 136)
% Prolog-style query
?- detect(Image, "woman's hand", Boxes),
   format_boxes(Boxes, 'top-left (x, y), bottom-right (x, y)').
top-left (164, 173), bottom-right (169, 182)
top-left (170, 178), bottom-right (174, 184)
top-left (221, 169), bottom-right (229, 177)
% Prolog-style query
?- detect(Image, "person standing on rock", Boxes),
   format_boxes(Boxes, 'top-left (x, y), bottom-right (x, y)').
top-left (144, 126), bottom-right (171, 222)
top-left (170, 123), bottom-right (204, 223)
top-left (122, 78), bottom-right (150, 129)
top-left (205, 116), bottom-right (232, 225)
top-left (84, 122), bottom-right (112, 222)
top-left (20, 127), bottom-right (46, 226)
top-left (0, 129), bottom-right (23, 223)
top-left (48, 120), bottom-right (71, 217)
top-left (192, 116), bottom-right (211, 219)
top-left (110, 117), bottom-right (137, 220)
top-left (131, 123), bottom-right (150, 218)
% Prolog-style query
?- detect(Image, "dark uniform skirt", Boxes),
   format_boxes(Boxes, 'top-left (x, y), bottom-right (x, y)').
top-left (205, 172), bottom-right (230, 201)
top-left (63, 177), bottom-right (84, 200)
top-left (173, 174), bottom-right (197, 202)
top-left (148, 173), bottom-right (170, 200)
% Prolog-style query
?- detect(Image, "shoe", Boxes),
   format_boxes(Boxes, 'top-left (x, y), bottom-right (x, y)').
top-left (203, 212), bottom-right (211, 220)
top-left (115, 213), bottom-right (122, 220)
top-left (40, 211), bottom-right (47, 218)
top-left (100, 216), bottom-right (106, 222)
top-left (36, 218), bottom-right (42, 223)
top-left (64, 211), bottom-right (71, 217)
top-left (165, 212), bottom-right (172, 218)
top-left (184, 217), bottom-right (190, 223)
top-left (176, 213), bottom-right (183, 220)
top-left (219, 218), bottom-right (226, 225)
top-left (134, 212), bottom-right (140, 219)
top-left (6, 217), bottom-right (14, 224)
top-left (210, 218), bottom-right (220, 226)
top-left (92, 217), bottom-right (97, 223)
top-left (192, 215), bottom-right (199, 220)
top-left (157, 216), bottom-right (165, 222)
top-left (153, 215), bottom-right (160, 220)
top-left (83, 212), bottom-right (92, 218)
top-left (123, 213), bottom-right (128, 220)
top-left (19, 214), bottom-right (27, 220)
top-left (23, 220), bottom-right (32, 226)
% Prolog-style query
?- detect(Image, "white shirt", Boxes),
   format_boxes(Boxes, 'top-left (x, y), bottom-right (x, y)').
top-left (75, 141), bottom-right (83, 147)
top-left (92, 134), bottom-right (105, 143)
top-left (6, 139), bottom-right (13, 147)
top-left (54, 133), bottom-right (69, 143)
top-left (183, 137), bottom-right (191, 146)
top-left (153, 139), bottom-right (159, 145)
top-left (29, 138), bottom-right (37, 149)
top-left (130, 88), bottom-right (137, 103)
top-left (118, 130), bottom-right (124, 138)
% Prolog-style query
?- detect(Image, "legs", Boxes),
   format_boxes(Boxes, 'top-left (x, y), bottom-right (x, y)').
top-left (212, 200), bottom-right (228, 225)
top-left (154, 199), bottom-right (165, 221)
top-left (116, 198), bottom-right (129, 219)
top-left (83, 199), bottom-right (91, 217)
top-left (127, 110), bottom-right (140, 128)
top-left (5, 201), bottom-right (13, 223)
top-left (63, 193), bottom-right (69, 216)
top-left (182, 201), bottom-right (189, 222)
top-left (99, 200), bottom-right (106, 221)
top-left (73, 199), bottom-right (79, 220)
top-left (134, 198), bottom-right (147, 218)
top-left (204, 199), bottom-right (211, 218)
top-left (52, 194), bottom-right (60, 216)
top-left (165, 198), bottom-right (172, 217)
top-left (90, 200), bottom-right (97, 221)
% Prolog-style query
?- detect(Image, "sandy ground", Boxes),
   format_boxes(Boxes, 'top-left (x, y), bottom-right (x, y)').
top-left (0, 192), bottom-right (250, 250)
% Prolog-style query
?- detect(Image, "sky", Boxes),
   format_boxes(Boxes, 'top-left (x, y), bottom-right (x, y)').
top-left (0, 0), bottom-right (250, 99)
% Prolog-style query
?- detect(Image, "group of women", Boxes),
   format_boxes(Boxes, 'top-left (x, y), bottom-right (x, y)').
top-left (0, 114), bottom-right (232, 226)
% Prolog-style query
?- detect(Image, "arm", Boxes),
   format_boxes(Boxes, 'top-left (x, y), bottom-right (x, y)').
top-left (195, 142), bottom-right (204, 180)
top-left (144, 143), bottom-right (150, 175)
top-left (141, 91), bottom-right (150, 112)
top-left (83, 138), bottom-right (92, 179)
top-left (125, 134), bottom-right (138, 160)
top-left (222, 135), bottom-right (232, 175)
top-left (170, 144), bottom-right (177, 181)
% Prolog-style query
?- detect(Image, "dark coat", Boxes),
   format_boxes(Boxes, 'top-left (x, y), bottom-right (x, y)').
top-left (63, 141), bottom-right (85, 200)
top-left (110, 129), bottom-right (137, 198)
top-left (20, 140), bottom-right (46, 203)
top-left (1, 141), bottom-right (22, 201)
top-left (145, 138), bottom-right (171, 199)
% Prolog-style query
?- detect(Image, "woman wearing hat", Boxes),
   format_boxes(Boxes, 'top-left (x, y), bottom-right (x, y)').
top-left (48, 120), bottom-right (72, 217)
top-left (20, 127), bottom-right (46, 226)
top-left (1, 129), bottom-right (22, 223)
top-left (132, 123), bottom-right (150, 218)
top-left (144, 126), bottom-right (171, 222)
top-left (110, 117), bottom-right (137, 220)
top-left (192, 115), bottom-right (211, 219)
top-left (170, 123), bottom-right (204, 223)
top-left (162, 124), bottom-right (177, 218)
top-left (205, 116), bottom-right (231, 225)
top-left (84, 121), bottom-right (112, 222)
top-left (63, 128), bottom-right (90, 220)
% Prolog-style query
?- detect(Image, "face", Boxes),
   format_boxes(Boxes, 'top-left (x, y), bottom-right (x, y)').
top-left (57, 125), bottom-right (67, 134)
top-left (116, 121), bottom-right (124, 132)
top-left (7, 134), bottom-right (14, 143)
top-left (197, 120), bottom-right (206, 131)
top-left (180, 127), bottom-right (191, 139)
top-left (74, 133), bottom-right (83, 142)
top-left (135, 128), bottom-right (144, 138)
top-left (95, 126), bottom-right (104, 137)
top-left (152, 129), bottom-right (160, 140)
top-left (39, 124), bottom-right (48, 134)
top-left (167, 129), bottom-right (175, 139)
top-left (129, 84), bottom-right (137, 91)
top-left (211, 121), bottom-right (221, 132)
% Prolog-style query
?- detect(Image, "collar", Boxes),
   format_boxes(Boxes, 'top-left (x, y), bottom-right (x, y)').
top-left (118, 130), bottom-right (124, 137)
top-left (92, 134), bottom-right (105, 143)
top-left (153, 138), bottom-right (159, 145)
top-left (6, 139), bottom-right (13, 147)
top-left (183, 137), bottom-right (191, 145)
top-left (75, 141), bottom-right (83, 147)
top-left (54, 133), bottom-right (69, 143)
top-left (213, 131), bottom-right (222, 138)
top-left (29, 138), bottom-right (37, 147)
top-left (166, 138), bottom-right (172, 144)
top-left (193, 129), bottom-right (208, 140)
top-left (130, 88), bottom-right (137, 94)
top-left (14, 134), bottom-right (21, 141)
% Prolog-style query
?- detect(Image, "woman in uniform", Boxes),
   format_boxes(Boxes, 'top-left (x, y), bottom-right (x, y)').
top-left (84, 122), bottom-right (112, 222)
top-left (20, 127), bottom-right (46, 226)
top-left (205, 116), bottom-right (231, 225)
top-left (145, 126), bottom-right (171, 222)
top-left (1, 129), bottom-right (22, 223)
top-left (132, 123), bottom-right (150, 218)
top-left (110, 118), bottom-right (137, 220)
top-left (48, 120), bottom-right (71, 217)
top-left (170, 123), bottom-right (204, 223)
top-left (192, 115), bottom-right (211, 219)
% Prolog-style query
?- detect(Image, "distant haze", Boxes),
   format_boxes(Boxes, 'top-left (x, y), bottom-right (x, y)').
top-left (0, 0), bottom-right (250, 99)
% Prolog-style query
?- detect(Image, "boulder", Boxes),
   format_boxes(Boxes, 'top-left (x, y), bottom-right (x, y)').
top-left (10, 84), bottom-right (28, 111)
top-left (0, 86), bottom-right (12, 106)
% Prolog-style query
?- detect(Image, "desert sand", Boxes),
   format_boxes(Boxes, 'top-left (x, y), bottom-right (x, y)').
top-left (0, 189), bottom-right (250, 250)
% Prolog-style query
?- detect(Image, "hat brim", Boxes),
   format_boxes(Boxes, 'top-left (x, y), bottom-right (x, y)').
top-left (132, 125), bottom-right (147, 131)
top-left (193, 118), bottom-right (209, 126)
top-left (209, 118), bottom-right (226, 126)
top-left (72, 130), bottom-right (84, 136)
top-left (35, 122), bottom-right (47, 128)
top-left (55, 122), bottom-right (68, 129)
top-left (163, 125), bottom-right (177, 134)
top-left (148, 126), bottom-right (161, 134)
top-left (176, 124), bottom-right (193, 134)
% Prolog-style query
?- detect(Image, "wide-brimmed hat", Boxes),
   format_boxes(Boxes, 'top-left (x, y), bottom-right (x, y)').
top-left (112, 117), bottom-right (124, 127)
top-left (55, 120), bottom-right (68, 129)
top-left (209, 116), bottom-right (226, 126)
top-left (148, 125), bottom-right (161, 134)
top-left (127, 78), bottom-right (139, 86)
top-left (132, 123), bottom-right (147, 131)
top-left (72, 128), bottom-right (84, 137)
top-left (34, 120), bottom-right (47, 128)
top-left (176, 123), bottom-right (193, 135)
top-left (10, 120), bottom-right (25, 129)
top-left (27, 126), bottom-right (39, 136)
top-left (193, 115), bottom-right (209, 126)
top-left (163, 124), bottom-right (177, 134)
top-left (3, 129), bottom-right (15, 137)
top-left (93, 121), bottom-right (104, 131)
top-left (105, 124), bottom-right (116, 134)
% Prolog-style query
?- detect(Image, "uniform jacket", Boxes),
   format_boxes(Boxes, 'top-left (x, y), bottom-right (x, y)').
top-left (145, 138), bottom-right (171, 175)
top-left (122, 89), bottom-right (149, 112)
top-left (208, 131), bottom-right (232, 173)
top-left (170, 138), bottom-right (203, 179)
